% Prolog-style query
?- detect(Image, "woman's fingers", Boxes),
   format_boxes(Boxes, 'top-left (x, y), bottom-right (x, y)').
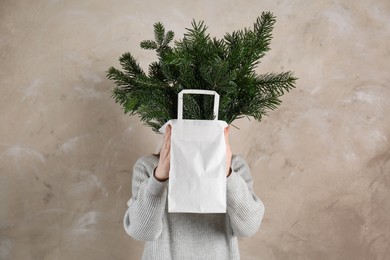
top-left (164, 125), bottom-right (171, 144)
top-left (161, 125), bottom-right (171, 153)
top-left (166, 125), bottom-right (171, 144)
top-left (165, 125), bottom-right (171, 152)
top-left (224, 126), bottom-right (230, 145)
top-left (224, 126), bottom-right (232, 176)
top-left (161, 125), bottom-right (171, 160)
top-left (156, 125), bottom-right (171, 180)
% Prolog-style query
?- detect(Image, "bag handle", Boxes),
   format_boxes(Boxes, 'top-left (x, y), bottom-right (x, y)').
top-left (177, 89), bottom-right (220, 120)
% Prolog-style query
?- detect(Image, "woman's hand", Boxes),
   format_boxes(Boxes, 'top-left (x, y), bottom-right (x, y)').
top-left (224, 126), bottom-right (232, 177)
top-left (154, 125), bottom-right (171, 181)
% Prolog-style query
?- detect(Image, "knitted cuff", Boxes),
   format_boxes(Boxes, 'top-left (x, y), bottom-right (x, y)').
top-left (226, 171), bottom-right (245, 203)
top-left (147, 175), bottom-right (168, 197)
top-left (227, 170), bottom-right (240, 187)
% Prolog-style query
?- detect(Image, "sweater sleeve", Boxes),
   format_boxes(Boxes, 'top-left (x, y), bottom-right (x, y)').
top-left (226, 156), bottom-right (265, 237)
top-left (123, 156), bottom-right (168, 241)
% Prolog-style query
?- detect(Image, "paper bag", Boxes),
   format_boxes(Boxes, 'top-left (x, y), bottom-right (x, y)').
top-left (159, 89), bottom-right (228, 213)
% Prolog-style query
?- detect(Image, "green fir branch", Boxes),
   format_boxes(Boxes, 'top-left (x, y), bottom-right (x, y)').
top-left (107, 12), bottom-right (297, 132)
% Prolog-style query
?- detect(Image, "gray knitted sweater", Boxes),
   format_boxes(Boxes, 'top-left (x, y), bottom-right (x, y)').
top-left (124, 155), bottom-right (265, 260)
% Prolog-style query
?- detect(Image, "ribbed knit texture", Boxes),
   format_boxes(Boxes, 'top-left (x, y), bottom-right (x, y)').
top-left (124, 155), bottom-right (265, 260)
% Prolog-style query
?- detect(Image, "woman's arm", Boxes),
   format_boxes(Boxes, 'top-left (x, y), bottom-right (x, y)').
top-left (124, 126), bottom-right (171, 241)
top-left (123, 156), bottom-right (168, 241)
top-left (226, 156), bottom-right (265, 237)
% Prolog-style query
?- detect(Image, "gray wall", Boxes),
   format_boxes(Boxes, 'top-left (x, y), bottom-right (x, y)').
top-left (1, 0), bottom-right (389, 259)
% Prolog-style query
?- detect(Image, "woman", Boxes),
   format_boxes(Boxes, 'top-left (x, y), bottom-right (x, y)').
top-left (124, 125), bottom-right (265, 260)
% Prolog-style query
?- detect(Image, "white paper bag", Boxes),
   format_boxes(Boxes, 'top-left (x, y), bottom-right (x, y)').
top-left (159, 89), bottom-right (228, 213)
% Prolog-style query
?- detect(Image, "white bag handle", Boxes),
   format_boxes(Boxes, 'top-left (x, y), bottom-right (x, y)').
top-left (177, 89), bottom-right (220, 120)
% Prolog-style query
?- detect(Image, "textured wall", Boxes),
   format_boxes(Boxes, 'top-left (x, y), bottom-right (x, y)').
top-left (1, 0), bottom-right (389, 259)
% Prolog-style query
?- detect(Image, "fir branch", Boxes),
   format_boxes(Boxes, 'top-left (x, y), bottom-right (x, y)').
top-left (184, 20), bottom-right (209, 43)
top-left (253, 12), bottom-right (276, 53)
top-left (119, 52), bottom-right (145, 78)
top-left (148, 61), bottom-right (165, 82)
top-left (140, 40), bottom-right (158, 50)
top-left (106, 67), bottom-right (133, 87)
top-left (154, 22), bottom-right (166, 45)
top-left (163, 30), bottom-right (175, 46)
top-left (256, 72), bottom-right (297, 95)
